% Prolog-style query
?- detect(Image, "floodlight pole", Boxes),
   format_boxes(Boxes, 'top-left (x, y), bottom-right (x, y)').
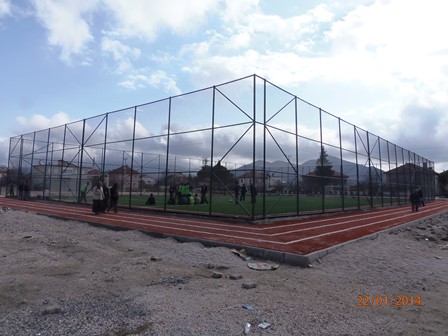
top-left (366, 131), bottom-right (373, 207)
top-left (59, 125), bottom-right (67, 201)
top-left (252, 75), bottom-right (256, 220)
top-left (262, 77), bottom-right (267, 219)
top-left (393, 144), bottom-right (400, 205)
top-left (386, 140), bottom-right (392, 206)
top-left (353, 126), bottom-right (360, 209)
top-left (209, 87), bottom-right (216, 216)
top-left (163, 97), bottom-right (172, 211)
top-left (377, 135), bottom-right (384, 207)
top-left (129, 106), bottom-right (137, 208)
top-left (77, 119), bottom-right (86, 203)
top-left (30, 132), bottom-right (37, 195)
top-left (102, 113), bottom-right (109, 182)
top-left (338, 117), bottom-right (345, 211)
top-left (294, 97), bottom-right (299, 215)
top-left (319, 108), bottom-right (325, 213)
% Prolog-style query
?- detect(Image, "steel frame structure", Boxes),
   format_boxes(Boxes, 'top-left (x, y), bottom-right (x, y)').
top-left (7, 75), bottom-right (435, 220)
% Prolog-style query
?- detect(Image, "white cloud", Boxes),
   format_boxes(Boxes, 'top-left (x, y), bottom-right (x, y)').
top-left (118, 74), bottom-right (148, 90)
top-left (148, 71), bottom-right (182, 95)
top-left (220, 0), bottom-right (259, 26)
top-left (0, 0), bottom-right (11, 18)
top-left (118, 71), bottom-right (181, 95)
top-left (180, 3), bottom-right (337, 86)
top-left (326, 1), bottom-right (448, 86)
top-left (101, 37), bottom-right (141, 73)
top-left (107, 117), bottom-right (150, 140)
top-left (183, 0), bottom-right (448, 115)
top-left (16, 112), bottom-right (71, 132)
top-left (316, 1), bottom-right (448, 158)
top-left (4, 0), bottom-right (448, 170)
top-left (103, 0), bottom-right (219, 40)
top-left (32, 0), bottom-right (98, 64)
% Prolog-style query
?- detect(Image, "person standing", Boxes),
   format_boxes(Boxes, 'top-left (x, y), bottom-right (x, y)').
top-left (80, 181), bottom-right (90, 203)
top-left (7, 183), bottom-right (14, 197)
top-left (200, 183), bottom-right (208, 204)
top-left (18, 182), bottom-right (24, 200)
top-left (92, 181), bottom-right (104, 215)
top-left (240, 183), bottom-right (247, 201)
top-left (418, 187), bottom-right (425, 206)
top-left (234, 181), bottom-right (240, 204)
top-left (23, 180), bottom-right (30, 200)
top-left (250, 182), bottom-right (257, 204)
top-left (102, 184), bottom-right (110, 213)
top-left (108, 183), bottom-right (119, 213)
top-left (169, 184), bottom-right (176, 204)
top-left (409, 188), bottom-right (419, 212)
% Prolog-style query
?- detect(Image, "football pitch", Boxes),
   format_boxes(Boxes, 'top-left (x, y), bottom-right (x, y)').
top-left (115, 193), bottom-right (396, 217)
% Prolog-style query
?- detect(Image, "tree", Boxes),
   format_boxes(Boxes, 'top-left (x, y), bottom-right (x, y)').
top-left (212, 161), bottom-right (235, 191)
top-left (314, 146), bottom-right (334, 178)
top-left (302, 146), bottom-right (335, 194)
top-left (196, 160), bottom-right (235, 192)
top-left (196, 164), bottom-right (211, 183)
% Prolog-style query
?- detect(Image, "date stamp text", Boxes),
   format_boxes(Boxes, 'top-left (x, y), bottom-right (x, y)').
top-left (357, 295), bottom-right (421, 307)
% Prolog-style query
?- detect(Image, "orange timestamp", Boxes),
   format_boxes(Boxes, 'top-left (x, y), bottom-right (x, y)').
top-left (357, 295), bottom-right (421, 307)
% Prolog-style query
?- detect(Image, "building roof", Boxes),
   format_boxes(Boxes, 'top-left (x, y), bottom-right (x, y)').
top-left (239, 171), bottom-right (271, 179)
top-left (384, 163), bottom-right (432, 175)
top-left (304, 171), bottom-right (348, 179)
top-left (108, 165), bottom-right (140, 175)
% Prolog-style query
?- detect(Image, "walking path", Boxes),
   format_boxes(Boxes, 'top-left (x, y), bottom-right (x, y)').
top-left (2, 197), bottom-right (447, 265)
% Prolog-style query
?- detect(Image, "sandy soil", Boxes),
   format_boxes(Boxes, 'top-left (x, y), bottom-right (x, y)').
top-left (1, 207), bottom-right (447, 336)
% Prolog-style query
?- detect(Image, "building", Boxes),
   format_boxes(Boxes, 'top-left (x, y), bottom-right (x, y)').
top-left (384, 163), bottom-right (434, 195)
top-left (301, 170), bottom-right (349, 195)
top-left (237, 171), bottom-right (282, 192)
top-left (108, 165), bottom-right (141, 192)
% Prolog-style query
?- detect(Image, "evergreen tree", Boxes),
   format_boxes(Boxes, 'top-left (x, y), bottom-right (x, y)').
top-left (314, 146), bottom-right (334, 177)
top-left (196, 160), bottom-right (235, 191)
top-left (213, 161), bottom-right (235, 190)
top-left (196, 164), bottom-right (211, 182)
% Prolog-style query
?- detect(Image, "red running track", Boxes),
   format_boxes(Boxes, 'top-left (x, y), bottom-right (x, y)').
top-left (1, 197), bottom-right (447, 256)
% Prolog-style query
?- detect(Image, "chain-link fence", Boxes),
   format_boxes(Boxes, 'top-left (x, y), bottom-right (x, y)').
top-left (7, 74), bottom-right (435, 220)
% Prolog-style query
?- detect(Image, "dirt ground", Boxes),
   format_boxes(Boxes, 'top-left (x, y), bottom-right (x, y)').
top-left (1, 207), bottom-right (447, 335)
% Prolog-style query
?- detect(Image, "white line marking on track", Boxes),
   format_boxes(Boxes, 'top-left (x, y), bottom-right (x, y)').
top-left (2, 199), bottom-right (447, 247)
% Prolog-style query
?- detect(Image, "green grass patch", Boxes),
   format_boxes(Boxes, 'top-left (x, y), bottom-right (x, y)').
top-left (56, 192), bottom-right (407, 218)
top-left (125, 193), bottom-right (373, 217)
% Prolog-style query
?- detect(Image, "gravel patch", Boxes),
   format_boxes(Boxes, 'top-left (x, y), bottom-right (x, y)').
top-left (1, 208), bottom-right (447, 335)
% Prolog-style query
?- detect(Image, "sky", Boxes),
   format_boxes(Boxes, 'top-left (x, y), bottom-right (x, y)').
top-left (1, 0), bottom-right (447, 172)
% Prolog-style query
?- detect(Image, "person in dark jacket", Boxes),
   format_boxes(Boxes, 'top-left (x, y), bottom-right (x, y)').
top-left (417, 187), bottom-right (425, 206)
top-left (409, 189), bottom-right (420, 212)
top-left (200, 183), bottom-right (208, 204)
top-left (102, 185), bottom-right (110, 213)
top-left (145, 194), bottom-right (156, 206)
top-left (240, 183), bottom-right (247, 201)
top-left (107, 183), bottom-right (119, 213)
top-left (250, 182), bottom-right (257, 204)
top-left (234, 182), bottom-right (240, 204)
top-left (92, 182), bottom-right (104, 215)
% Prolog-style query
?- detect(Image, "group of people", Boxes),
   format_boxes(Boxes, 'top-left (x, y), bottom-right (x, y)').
top-left (89, 181), bottom-right (119, 215)
top-left (6, 181), bottom-right (30, 200)
top-left (409, 187), bottom-right (425, 212)
top-left (167, 183), bottom-right (206, 206)
top-left (165, 181), bottom-right (258, 206)
top-left (234, 181), bottom-right (257, 204)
